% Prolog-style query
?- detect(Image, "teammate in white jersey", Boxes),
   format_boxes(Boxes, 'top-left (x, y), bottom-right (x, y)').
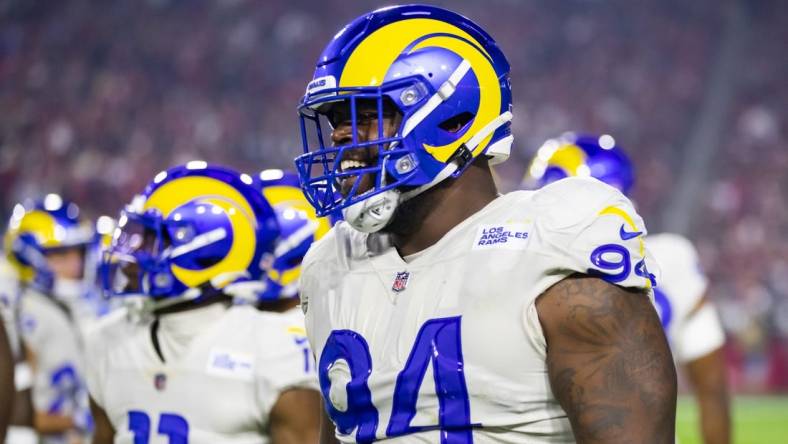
top-left (87, 163), bottom-right (320, 444)
top-left (526, 133), bottom-right (730, 444)
top-left (0, 257), bottom-right (36, 444)
top-left (4, 196), bottom-right (96, 444)
top-left (293, 5), bottom-right (676, 443)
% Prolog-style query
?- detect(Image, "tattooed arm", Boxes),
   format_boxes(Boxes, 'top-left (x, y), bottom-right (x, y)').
top-left (536, 274), bottom-right (677, 444)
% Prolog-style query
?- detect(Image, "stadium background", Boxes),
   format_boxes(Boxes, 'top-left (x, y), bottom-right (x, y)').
top-left (0, 0), bottom-right (785, 441)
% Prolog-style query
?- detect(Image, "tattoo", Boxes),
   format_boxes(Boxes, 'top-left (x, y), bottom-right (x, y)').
top-left (537, 274), bottom-right (676, 444)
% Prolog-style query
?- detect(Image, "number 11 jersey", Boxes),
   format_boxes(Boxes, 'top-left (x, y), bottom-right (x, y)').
top-left (85, 304), bottom-right (318, 444)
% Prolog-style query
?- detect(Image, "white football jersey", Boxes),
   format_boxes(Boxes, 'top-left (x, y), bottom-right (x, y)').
top-left (53, 279), bottom-right (111, 344)
top-left (84, 303), bottom-right (318, 444)
top-left (0, 258), bottom-right (22, 360)
top-left (19, 288), bottom-right (87, 444)
top-left (647, 233), bottom-right (724, 364)
top-left (300, 177), bottom-right (658, 443)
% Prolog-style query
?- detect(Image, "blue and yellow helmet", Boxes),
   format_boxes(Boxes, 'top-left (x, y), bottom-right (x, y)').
top-left (525, 133), bottom-right (635, 195)
top-left (295, 4), bottom-right (512, 232)
top-left (102, 162), bottom-right (280, 302)
top-left (3, 194), bottom-right (94, 291)
top-left (254, 169), bottom-right (331, 302)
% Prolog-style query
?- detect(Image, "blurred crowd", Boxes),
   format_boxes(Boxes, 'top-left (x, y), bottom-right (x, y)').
top-left (693, 2), bottom-right (788, 391)
top-left (0, 0), bottom-right (785, 390)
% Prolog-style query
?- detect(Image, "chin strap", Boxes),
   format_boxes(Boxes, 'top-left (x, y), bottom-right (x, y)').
top-left (343, 190), bottom-right (401, 233)
top-left (143, 287), bottom-right (202, 313)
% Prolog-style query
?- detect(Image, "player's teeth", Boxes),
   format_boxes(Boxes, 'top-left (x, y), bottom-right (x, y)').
top-left (341, 160), bottom-right (368, 171)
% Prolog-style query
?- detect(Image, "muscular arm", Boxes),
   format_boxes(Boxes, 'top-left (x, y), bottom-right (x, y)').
top-left (536, 274), bottom-right (677, 443)
top-left (33, 411), bottom-right (76, 435)
top-left (685, 347), bottom-right (730, 444)
top-left (0, 318), bottom-right (13, 442)
top-left (89, 395), bottom-right (115, 444)
top-left (9, 346), bottom-right (34, 429)
top-left (268, 388), bottom-right (321, 444)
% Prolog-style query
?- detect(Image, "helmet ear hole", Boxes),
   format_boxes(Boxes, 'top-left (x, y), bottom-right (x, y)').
top-left (438, 112), bottom-right (475, 133)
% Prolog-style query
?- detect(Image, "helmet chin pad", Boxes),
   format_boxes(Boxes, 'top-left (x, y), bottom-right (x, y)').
top-left (342, 190), bottom-right (400, 233)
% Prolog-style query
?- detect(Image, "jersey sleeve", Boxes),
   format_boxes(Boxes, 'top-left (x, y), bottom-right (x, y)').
top-left (82, 308), bottom-right (128, 409)
top-left (255, 312), bottom-right (319, 417)
top-left (18, 295), bottom-right (45, 354)
top-left (673, 302), bottom-right (725, 363)
top-left (649, 233), bottom-right (709, 321)
top-left (648, 234), bottom-right (722, 363)
top-left (535, 177), bottom-right (658, 290)
top-left (20, 292), bottom-right (83, 413)
top-left (298, 224), bottom-right (346, 355)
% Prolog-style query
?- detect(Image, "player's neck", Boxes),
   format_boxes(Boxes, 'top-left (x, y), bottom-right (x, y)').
top-left (154, 293), bottom-right (231, 317)
top-left (256, 297), bottom-right (299, 313)
top-left (389, 158), bottom-right (499, 257)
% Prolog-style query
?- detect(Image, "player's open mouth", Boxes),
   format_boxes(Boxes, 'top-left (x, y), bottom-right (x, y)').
top-left (340, 159), bottom-right (370, 172)
top-left (338, 151), bottom-right (378, 198)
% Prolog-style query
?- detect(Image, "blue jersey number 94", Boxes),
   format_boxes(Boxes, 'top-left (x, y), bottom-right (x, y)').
top-left (319, 316), bottom-right (473, 444)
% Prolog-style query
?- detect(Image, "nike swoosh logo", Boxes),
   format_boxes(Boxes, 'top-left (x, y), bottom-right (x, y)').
top-left (619, 224), bottom-right (643, 240)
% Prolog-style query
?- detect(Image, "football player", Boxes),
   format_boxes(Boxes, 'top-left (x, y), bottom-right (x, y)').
top-left (251, 169), bottom-right (331, 313)
top-left (526, 133), bottom-right (730, 444)
top-left (86, 163), bottom-right (321, 444)
top-left (0, 315), bottom-right (13, 442)
top-left (73, 216), bottom-right (117, 331)
top-left (0, 257), bottom-right (35, 444)
top-left (293, 4), bottom-right (676, 443)
top-left (4, 196), bottom-right (94, 443)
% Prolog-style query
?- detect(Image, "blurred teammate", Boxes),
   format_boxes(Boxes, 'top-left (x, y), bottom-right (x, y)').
top-left (0, 257), bottom-right (35, 444)
top-left (526, 133), bottom-right (730, 444)
top-left (4, 196), bottom-right (94, 443)
top-left (70, 216), bottom-right (117, 334)
top-left (294, 4), bottom-right (675, 443)
top-left (87, 163), bottom-right (320, 444)
top-left (0, 315), bottom-right (14, 442)
top-left (251, 169), bottom-right (331, 313)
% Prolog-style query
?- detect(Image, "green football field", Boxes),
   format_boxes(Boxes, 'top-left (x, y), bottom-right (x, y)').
top-left (677, 396), bottom-right (788, 443)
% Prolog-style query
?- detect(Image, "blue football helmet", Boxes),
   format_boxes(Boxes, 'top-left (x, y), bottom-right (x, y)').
top-left (254, 169), bottom-right (331, 302)
top-left (525, 133), bottom-right (635, 195)
top-left (4, 194), bottom-right (94, 293)
top-left (81, 215), bottom-right (117, 316)
top-left (101, 163), bottom-right (280, 309)
top-left (295, 4), bottom-right (513, 232)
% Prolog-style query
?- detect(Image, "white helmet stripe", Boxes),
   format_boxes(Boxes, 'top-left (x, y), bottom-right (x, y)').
top-left (464, 110), bottom-right (512, 151)
top-left (400, 59), bottom-right (472, 137)
top-left (274, 220), bottom-right (320, 258)
top-left (167, 227), bottom-right (227, 259)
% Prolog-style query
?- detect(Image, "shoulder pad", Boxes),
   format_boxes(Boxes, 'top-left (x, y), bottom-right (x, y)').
top-left (532, 177), bottom-right (624, 231)
top-left (533, 177), bottom-right (656, 289)
top-left (647, 233), bottom-right (698, 265)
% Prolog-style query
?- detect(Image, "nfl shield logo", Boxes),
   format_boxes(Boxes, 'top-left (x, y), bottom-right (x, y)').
top-left (154, 373), bottom-right (167, 391)
top-left (392, 271), bottom-right (410, 293)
